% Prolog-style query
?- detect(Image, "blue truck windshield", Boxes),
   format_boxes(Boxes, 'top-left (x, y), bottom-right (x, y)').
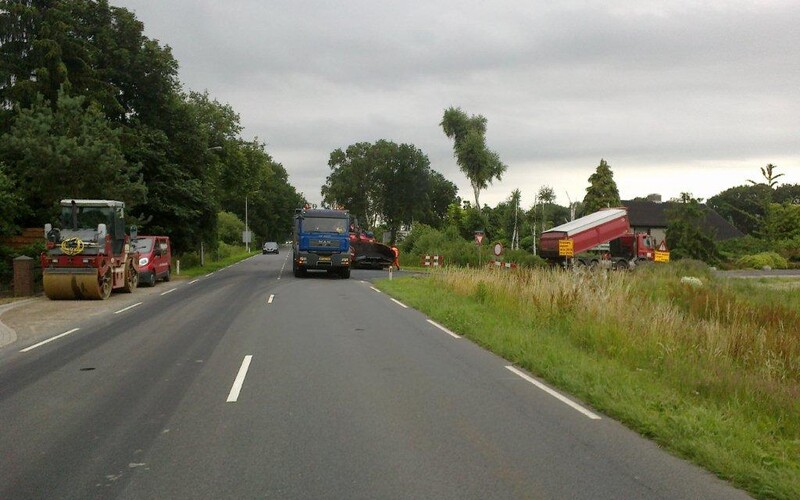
top-left (303, 217), bottom-right (347, 234)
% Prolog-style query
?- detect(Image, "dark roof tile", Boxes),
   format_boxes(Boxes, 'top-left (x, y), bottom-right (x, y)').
top-left (622, 200), bottom-right (744, 241)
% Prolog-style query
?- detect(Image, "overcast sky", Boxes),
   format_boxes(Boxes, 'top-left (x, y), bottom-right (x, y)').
top-left (114, 0), bottom-right (799, 209)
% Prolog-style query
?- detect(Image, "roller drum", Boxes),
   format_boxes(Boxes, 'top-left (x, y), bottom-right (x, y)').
top-left (43, 268), bottom-right (111, 300)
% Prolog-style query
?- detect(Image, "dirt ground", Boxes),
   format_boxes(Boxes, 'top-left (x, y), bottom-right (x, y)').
top-left (0, 276), bottom-right (188, 350)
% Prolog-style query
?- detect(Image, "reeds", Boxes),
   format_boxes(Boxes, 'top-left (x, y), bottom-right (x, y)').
top-left (430, 265), bottom-right (799, 431)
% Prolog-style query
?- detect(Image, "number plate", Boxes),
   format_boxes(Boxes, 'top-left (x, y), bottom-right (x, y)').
top-left (319, 256), bottom-right (331, 262)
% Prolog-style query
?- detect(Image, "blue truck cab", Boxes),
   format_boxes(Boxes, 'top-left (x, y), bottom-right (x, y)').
top-left (292, 208), bottom-right (351, 278)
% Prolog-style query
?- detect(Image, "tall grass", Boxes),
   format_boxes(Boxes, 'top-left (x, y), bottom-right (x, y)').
top-left (379, 263), bottom-right (800, 499)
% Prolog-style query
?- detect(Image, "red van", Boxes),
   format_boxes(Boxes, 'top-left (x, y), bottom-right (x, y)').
top-left (132, 236), bottom-right (172, 286)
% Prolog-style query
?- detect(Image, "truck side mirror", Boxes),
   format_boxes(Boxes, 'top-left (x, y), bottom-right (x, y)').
top-left (130, 225), bottom-right (138, 239)
top-left (44, 223), bottom-right (52, 238)
top-left (97, 224), bottom-right (107, 241)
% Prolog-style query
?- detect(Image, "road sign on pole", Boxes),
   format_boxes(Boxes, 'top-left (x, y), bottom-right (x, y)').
top-left (558, 239), bottom-right (574, 257)
top-left (493, 242), bottom-right (503, 257)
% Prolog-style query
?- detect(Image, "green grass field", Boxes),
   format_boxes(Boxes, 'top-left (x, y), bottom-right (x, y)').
top-left (377, 263), bottom-right (800, 500)
top-left (174, 247), bottom-right (255, 278)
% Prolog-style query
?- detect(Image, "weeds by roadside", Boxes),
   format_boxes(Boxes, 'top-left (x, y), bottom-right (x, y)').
top-left (377, 262), bottom-right (800, 499)
top-left (176, 245), bottom-right (255, 278)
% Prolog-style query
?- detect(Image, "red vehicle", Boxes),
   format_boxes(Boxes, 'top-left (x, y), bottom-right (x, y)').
top-left (132, 236), bottom-right (172, 286)
top-left (540, 208), bottom-right (660, 269)
top-left (41, 199), bottom-right (139, 299)
top-left (348, 220), bottom-right (395, 269)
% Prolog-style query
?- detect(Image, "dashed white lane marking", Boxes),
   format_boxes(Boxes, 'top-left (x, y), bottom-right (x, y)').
top-left (20, 328), bottom-right (80, 352)
top-left (114, 302), bottom-right (142, 314)
top-left (390, 298), bottom-right (408, 309)
top-left (370, 286), bottom-right (381, 293)
top-left (189, 279), bottom-right (199, 284)
top-left (226, 355), bottom-right (253, 402)
top-left (205, 272), bottom-right (214, 277)
top-left (267, 294), bottom-right (275, 304)
top-left (278, 253), bottom-right (290, 280)
top-left (160, 288), bottom-right (177, 296)
top-left (505, 366), bottom-right (601, 420)
top-left (426, 319), bottom-right (461, 339)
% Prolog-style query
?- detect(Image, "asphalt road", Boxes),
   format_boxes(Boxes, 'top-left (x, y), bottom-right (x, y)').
top-left (0, 253), bottom-right (749, 499)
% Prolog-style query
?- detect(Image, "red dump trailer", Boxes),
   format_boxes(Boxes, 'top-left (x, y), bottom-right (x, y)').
top-left (540, 208), bottom-right (659, 269)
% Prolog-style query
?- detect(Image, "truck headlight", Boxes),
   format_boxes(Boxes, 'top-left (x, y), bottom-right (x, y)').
top-left (139, 257), bottom-right (149, 266)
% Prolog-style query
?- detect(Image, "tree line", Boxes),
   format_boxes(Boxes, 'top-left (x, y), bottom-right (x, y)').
top-left (324, 103), bottom-right (797, 266)
top-left (0, 0), bottom-right (305, 257)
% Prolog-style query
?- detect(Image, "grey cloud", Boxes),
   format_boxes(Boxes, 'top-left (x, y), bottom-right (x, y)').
top-left (115, 0), bottom-right (800, 206)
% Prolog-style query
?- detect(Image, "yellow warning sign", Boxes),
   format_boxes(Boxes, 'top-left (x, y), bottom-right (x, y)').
top-left (558, 239), bottom-right (574, 257)
top-left (654, 250), bottom-right (670, 263)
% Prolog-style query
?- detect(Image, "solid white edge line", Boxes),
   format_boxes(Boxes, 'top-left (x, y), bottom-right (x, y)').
top-left (370, 286), bottom-right (381, 293)
top-left (390, 298), bottom-right (408, 309)
top-left (506, 366), bottom-right (601, 420)
top-left (226, 355), bottom-right (253, 402)
top-left (160, 288), bottom-right (177, 296)
top-left (268, 294), bottom-right (274, 304)
top-left (188, 279), bottom-right (199, 284)
top-left (114, 302), bottom-right (142, 314)
top-left (426, 319), bottom-right (461, 339)
top-left (20, 328), bottom-right (80, 352)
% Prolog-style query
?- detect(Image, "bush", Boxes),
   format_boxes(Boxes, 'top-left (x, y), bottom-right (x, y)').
top-left (736, 252), bottom-right (788, 270)
top-left (774, 236), bottom-right (800, 262)
top-left (217, 211), bottom-right (244, 245)
top-left (504, 248), bottom-right (547, 268)
top-left (717, 235), bottom-right (771, 262)
top-left (214, 241), bottom-right (238, 260)
top-left (178, 251), bottom-right (201, 268)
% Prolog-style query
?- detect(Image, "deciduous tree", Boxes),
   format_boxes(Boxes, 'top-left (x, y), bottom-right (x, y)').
top-left (440, 107), bottom-right (506, 209)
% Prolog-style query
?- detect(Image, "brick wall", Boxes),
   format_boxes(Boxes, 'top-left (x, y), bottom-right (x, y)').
top-left (1, 228), bottom-right (43, 250)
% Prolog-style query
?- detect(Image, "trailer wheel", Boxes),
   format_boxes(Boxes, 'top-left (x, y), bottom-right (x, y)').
top-left (613, 259), bottom-right (629, 271)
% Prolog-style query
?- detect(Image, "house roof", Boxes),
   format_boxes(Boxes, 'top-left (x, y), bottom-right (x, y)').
top-left (622, 200), bottom-right (744, 241)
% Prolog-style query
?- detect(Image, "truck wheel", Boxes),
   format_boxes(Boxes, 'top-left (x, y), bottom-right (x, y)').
top-left (339, 267), bottom-right (351, 279)
top-left (163, 268), bottom-right (171, 282)
top-left (613, 260), bottom-right (629, 271)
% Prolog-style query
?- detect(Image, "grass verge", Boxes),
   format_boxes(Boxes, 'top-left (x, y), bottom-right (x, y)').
top-left (175, 247), bottom-right (255, 278)
top-left (376, 264), bottom-right (799, 500)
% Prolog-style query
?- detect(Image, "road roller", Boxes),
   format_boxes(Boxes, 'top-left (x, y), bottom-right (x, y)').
top-left (40, 199), bottom-right (139, 300)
